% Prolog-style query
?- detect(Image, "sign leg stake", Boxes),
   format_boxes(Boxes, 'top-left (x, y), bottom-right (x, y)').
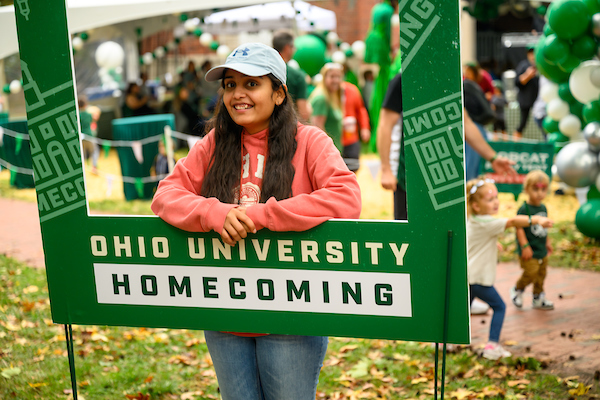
top-left (64, 324), bottom-right (78, 400)
top-left (440, 230), bottom-right (454, 400)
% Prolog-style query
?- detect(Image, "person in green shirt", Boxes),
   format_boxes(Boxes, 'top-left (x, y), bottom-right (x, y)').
top-left (272, 30), bottom-right (310, 122)
top-left (308, 63), bottom-right (344, 152)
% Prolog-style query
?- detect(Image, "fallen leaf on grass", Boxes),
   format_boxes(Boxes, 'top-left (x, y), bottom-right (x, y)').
top-left (125, 392), bottom-right (150, 400)
top-left (1, 367), bottom-right (21, 378)
top-left (27, 382), bottom-right (48, 388)
top-left (449, 388), bottom-right (475, 399)
top-left (410, 377), bottom-right (428, 385)
top-left (338, 344), bottom-right (358, 353)
top-left (22, 285), bottom-right (39, 294)
top-left (181, 391), bottom-right (204, 399)
top-left (568, 382), bottom-right (592, 396)
top-left (507, 379), bottom-right (530, 387)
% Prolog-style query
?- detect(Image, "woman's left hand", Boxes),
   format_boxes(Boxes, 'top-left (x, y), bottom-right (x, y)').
top-left (221, 207), bottom-right (257, 246)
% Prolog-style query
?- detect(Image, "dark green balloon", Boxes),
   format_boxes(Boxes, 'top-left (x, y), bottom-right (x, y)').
top-left (543, 116), bottom-right (560, 133)
top-left (535, 40), bottom-right (571, 82)
top-left (210, 41), bottom-right (219, 51)
top-left (558, 82), bottom-right (577, 103)
top-left (2, 84), bottom-right (10, 94)
top-left (588, 184), bottom-right (600, 200)
top-left (547, 131), bottom-right (571, 153)
top-left (572, 35), bottom-right (598, 59)
top-left (583, 0), bottom-right (600, 15)
top-left (548, 0), bottom-right (591, 40)
top-left (543, 23), bottom-right (555, 36)
top-left (543, 34), bottom-right (571, 65)
top-left (570, 101), bottom-right (585, 119)
top-left (583, 100), bottom-right (600, 123)
top-left (575, 199), bottom-right (600, 238)
top-left (557, 53), bottom-right (582, 73)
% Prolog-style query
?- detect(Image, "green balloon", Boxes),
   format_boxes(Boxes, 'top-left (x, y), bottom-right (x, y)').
top-left (194, 28), bottom-right (202, 37)
top-left (570, 101), bottom-right (585, 119)
top-left (572, 35), bottom-right (598, 59)
top-left (210, 41), bottom-right (219, 51)
top-left (2, 84), bottom-right (10, 94)
top-left (293, 34), bottom-right (327, 77)
top-left (583, 0), bottom-right (600, 15)
top-left (558, 82), bottom-right (576, 103)
top-left (543, 116), bottom-right (560, 133)
top-left (588, 184), bottom-right (600, 200)
top-left (583, 100), bottom-right (600, 123)
top-left (535, 40), bottom-right (571, 82)
top-left (548, 0), bottom-right (591, 40)
top-left (543, 24), bottom-right (555, 36)
top-left (575, 199), bottom-right (600, 238)
top-left (543, 34), bottom-right (570, 65)
top-left (547, 131), bottom-right (571, 153)
top-left (557, 53), bottom-right (581, 72)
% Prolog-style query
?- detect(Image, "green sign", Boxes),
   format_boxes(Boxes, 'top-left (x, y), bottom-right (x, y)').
top-left (480, 141), bottom-right (554, 199)
top-left (13, 0), bottom-right (469, 343)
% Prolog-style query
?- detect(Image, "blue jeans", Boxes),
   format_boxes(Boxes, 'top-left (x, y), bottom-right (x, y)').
top-left (204, 331), bottom-right (328, 400)
top-left (470, 284), bottom-right (506, 342)
top-left (464, 122), bottom-right (487, 180)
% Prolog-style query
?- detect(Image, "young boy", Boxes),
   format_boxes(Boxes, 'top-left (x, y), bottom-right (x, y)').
top-left (511, 170), bottom-right (554, 310)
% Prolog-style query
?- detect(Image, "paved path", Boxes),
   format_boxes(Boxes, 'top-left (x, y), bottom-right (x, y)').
top-left (1, 198), bottom-right (599, 377)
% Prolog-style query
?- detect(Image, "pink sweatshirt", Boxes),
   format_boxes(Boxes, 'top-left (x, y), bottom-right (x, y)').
top-left (151, 122), bottom-right (361, 234)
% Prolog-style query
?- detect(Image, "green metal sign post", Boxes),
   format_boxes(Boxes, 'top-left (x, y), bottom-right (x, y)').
top-left (13, 0), bottom-right (466, 398)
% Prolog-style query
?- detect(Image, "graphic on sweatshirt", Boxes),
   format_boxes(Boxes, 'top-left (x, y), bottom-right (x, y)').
top-left (234, 182), bottom-right (261, 207)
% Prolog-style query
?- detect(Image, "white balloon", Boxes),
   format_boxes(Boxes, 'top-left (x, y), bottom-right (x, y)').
top-left (288, 59), bottom-right (300, 70)
top-left (339, 42), bottom-right (351, 52)
top-left (199, 32), bottom-right (213, 47)
top-left (154, 47), bottom-right (166, 59)
top-left (142, 52), bottom-right (154, 65)
top-left (331, 51), bottom-right (346, 64)
top-left (72, 36), bottom-right (84, 51)
top-left (95, 41), bottom-right (125, 69)
top-left (547, 98), bottom-right (570, 121)
top-left (540, 81), bottom-right (559, 103)
top-left (216, 45), bottom-right (231, 58)
top-left (569, 60), bottom-right (600, 103)
top-left (326, 31), bottom-right (339, 45)
top-left (173, 25), bottom-right (186, 39)
top-left (184, 18), bottom-right (198, 32)
top-left (559, 114), bottom-right (582, 138)
top-left (312, 74), bottom-right (323, 85)
top-left (351, 40), bottom-right (366, 59)
top-left (9, 80), bottom-right (21, 94)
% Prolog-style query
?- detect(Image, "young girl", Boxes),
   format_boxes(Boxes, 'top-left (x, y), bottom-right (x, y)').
top-left (511, 170), bottom-right (554, 310)
top-left (151, 43), bottom-right (361, 400)
top-left (466, 178), bottom-right (552, 360)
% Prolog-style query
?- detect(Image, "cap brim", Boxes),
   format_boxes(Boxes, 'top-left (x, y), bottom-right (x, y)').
top-left (205, 63), bottom-right (272, 82)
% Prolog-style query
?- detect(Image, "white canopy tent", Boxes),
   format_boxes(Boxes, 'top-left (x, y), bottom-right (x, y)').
top-left (202, 0), bottom-right (336, 35)
top-left (0, 0), bottom-right (284, 61)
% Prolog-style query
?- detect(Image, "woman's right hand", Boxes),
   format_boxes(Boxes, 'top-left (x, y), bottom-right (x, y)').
top-left (221, 207), bottom-right (257, 247)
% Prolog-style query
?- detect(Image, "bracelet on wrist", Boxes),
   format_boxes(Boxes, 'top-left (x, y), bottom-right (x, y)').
top-left (489, 153), bottom-right (498, 163)
top-left (521, 243), bottom-right (530, 249)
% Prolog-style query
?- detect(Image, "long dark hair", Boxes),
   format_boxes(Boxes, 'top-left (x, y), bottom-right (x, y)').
top-left (201, 73), bottom-right (298, 204)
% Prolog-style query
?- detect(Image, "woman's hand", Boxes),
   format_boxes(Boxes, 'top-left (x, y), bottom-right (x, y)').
top-left (535, 216), bottom-right (553, 228)
top-left (221, 207), bottom-right (257, 247)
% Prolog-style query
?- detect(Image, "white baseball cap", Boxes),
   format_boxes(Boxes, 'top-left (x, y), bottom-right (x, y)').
top-left (205, 42), bottom-right (287, 86)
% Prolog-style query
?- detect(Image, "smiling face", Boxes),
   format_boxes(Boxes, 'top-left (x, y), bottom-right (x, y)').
top-left (324, 68), bottom-right (343, 93)
top-left (472, 183), bottom-right (500, 216)
top-left (222, 70), bottom-right (285, 134)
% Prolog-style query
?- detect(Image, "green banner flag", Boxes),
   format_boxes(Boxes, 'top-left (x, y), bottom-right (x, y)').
top-left (480, 141), bottom-right (554, 199)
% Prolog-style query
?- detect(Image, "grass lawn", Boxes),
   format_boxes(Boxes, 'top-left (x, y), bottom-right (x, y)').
top-left (2, 255), bottom-right (597, 399)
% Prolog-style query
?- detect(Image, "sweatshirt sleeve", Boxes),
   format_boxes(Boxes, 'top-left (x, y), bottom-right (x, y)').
top-left (245, 128), bottom-right (361, 231)
top-left (150, 132), bottom-right (237, 233)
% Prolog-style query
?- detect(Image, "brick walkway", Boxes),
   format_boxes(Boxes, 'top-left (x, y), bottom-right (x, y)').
top-left (1, 198), bottom-right (599, 376)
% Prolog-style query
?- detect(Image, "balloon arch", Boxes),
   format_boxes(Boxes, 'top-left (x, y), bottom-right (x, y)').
top-left (535, 0), bottom-right (600, 239)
